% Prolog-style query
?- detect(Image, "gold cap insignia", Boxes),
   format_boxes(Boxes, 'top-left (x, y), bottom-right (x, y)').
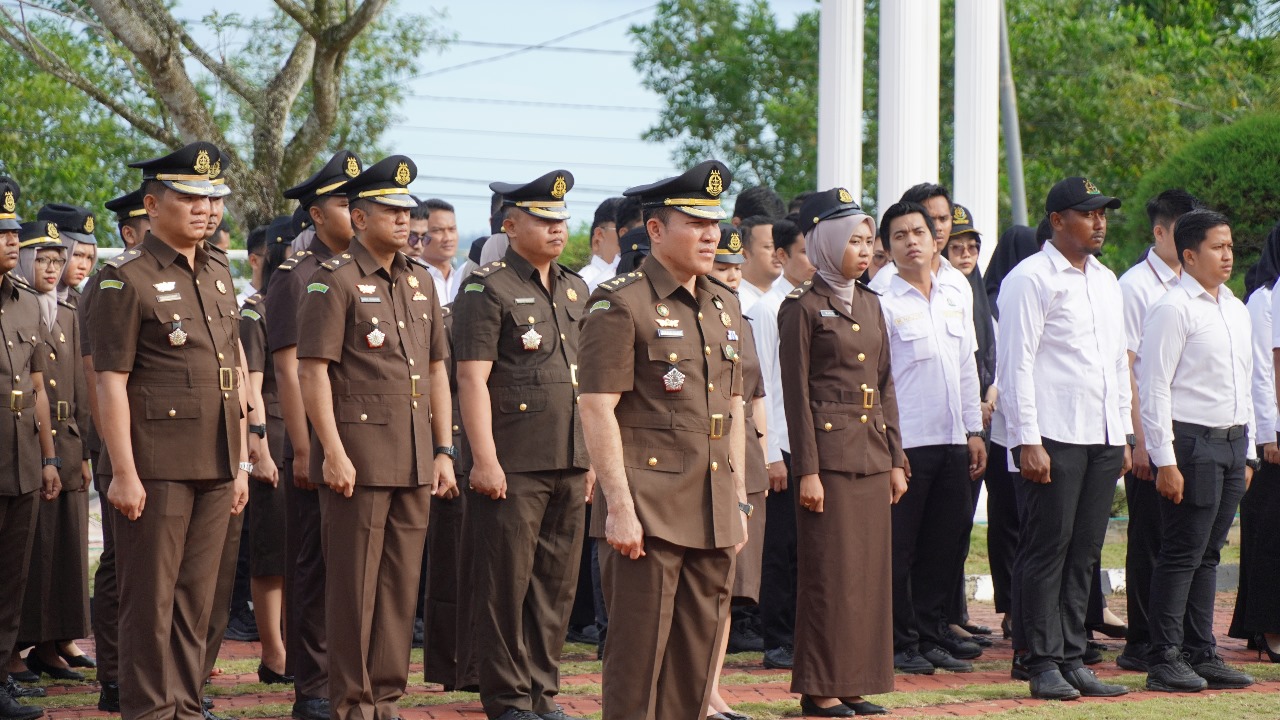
top-left (2, 191), bottom-right (13, 213)
top-left (551, 175), bottom-right (568, 199)
top-left (211, 159), bottom-right (222, 179)
top-left (953, 206), bottom-right (968, 223)
top-left (194, 150), bottom-right (212, 175)
top-left (706, 168), bottom-right (724, 197)
top-left (47, 222), bottom-right (59, 240)
top-left (727, 232), bottom-right (742, 253)
top-left (345, 156), bottom-right (360, 178)
top-left (395, 162), bottom-right (411, 187)
top-left (84, 216), bottom-right (95, 234)
top-left (1083, 179), bottom-right (1100, 195)
top-left (837, 187), bottom-right (853, 204)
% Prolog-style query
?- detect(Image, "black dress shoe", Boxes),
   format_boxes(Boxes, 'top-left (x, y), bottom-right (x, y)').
top-left (1254, 634), bottom-right (1280, 663)
top-left (1028, 668), bottom-right (1081, 700)
top-left (799, 696), bottom-right (856, 717)
top-left (1011, 652), bottom-right (1031, 681)
top-left (1116, 642), bottom-right (1150, 672)
top-left (1086, 621), bottom-right (1128, 640)
top-left (223, 608), bottom-right (259, 643)
top-left (727, 620), bottom-right (765, 653)
top-left (291, 697), bottom-right (330, 720)
top-left (922, 647), bottom-right (973, 673)
top-left (538, 706), bottom-right (587, 720)
top-left (0, 692), bottom-right (43, 720)
top-left (968, 633), bottom-right (994, 648)
top-left (719, 712), bottom-right (752, 720)
top-left (843, 700), bottom-right (888, 715)
top-left (1190, 651), bottom-right (1254, 689)
top-left (494, 709), bottom-right (541, 720)
top-left (1083, 641), bottom-right (1105, 666)
top-left (935, 628), bottom-right (982, 660)
top-left (98, 681), bottom-right (120, 712)
top-left (1061, 667), bottom-right (1127, 697)
top-left (60, 653), bottom-right (96, 669)
top-left (1145, 647), bottom-right (1207, 693)
top-left (203, 696), bottom-right (214, 710)
top-left (3, 681), bottom-right (44, 700)
top-left (893, 649), bottom-right (934, 675)
top-left (412, 617), bottom-right (425, 648)
top-left (763, 645), bottom-right (793, 669)
top-left (24, 655), bottom-right (84, 681)
top-left (257, 663), bottom-right (294, 685)
top-left (960, 623), bottom-right (992, 635)
top-left (4, 673), bottom-right (35, 686)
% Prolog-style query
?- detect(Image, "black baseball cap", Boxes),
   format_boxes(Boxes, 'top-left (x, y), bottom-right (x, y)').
top-left (1045, 176), bottom-right (1121, 215)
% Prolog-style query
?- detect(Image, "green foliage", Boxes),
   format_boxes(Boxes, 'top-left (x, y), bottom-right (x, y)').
top-left (560, 222), bottom-right (593, 272)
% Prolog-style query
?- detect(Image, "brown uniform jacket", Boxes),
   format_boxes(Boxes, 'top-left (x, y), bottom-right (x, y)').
top-left (87, 233), bottom-right (242, 481)
top-left (578, 255), bottom-right (744, 550)
top-left (44, 301), bottom-right (91, 490)
top-left (442, 305), bottom-right (472, 477)
top-left (264, 237), bottom-right (333, 355)
top-left (0, 276), bottom-right (46, 496)
top-left (295, 240), bottom-right (447, 487)
top-left (778, 275), bottom-right (904, 479)
top-left (738, 313), bottom-right (768, 495)
top-left (241, 292), bottom-right (285, 462)
top-left (450, 248), bottom-right (590, 473)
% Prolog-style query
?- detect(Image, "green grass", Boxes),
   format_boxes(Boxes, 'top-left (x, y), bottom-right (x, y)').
top-left (730, 692), bottom-right (1280, 719)
top-left (963, 523), bottom-right (1239, 577)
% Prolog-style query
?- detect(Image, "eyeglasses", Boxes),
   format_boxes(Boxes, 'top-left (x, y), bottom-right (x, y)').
top-left (408, 231), bottom-right (427, 247)
top-left (948, 242), bottom-right (980, 256)
top-left (34, 256), bottom-right (67, 269)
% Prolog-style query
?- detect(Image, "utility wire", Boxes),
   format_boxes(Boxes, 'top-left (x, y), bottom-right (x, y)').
top-left (408, 94), bottom-right (656, 113)
top-left (391, 124), bottom-right (649, 144)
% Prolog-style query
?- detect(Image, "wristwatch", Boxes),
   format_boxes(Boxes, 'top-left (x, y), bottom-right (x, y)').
top-left (248, 424), bottom-right (267, 438)
top-left (42, 457), bottom-right (61, 469)
top-left (738, 501), bottom-right (754, 518)
top-left (1126, 433), bottom-right (1138, 447)
top-left (434, 445), bottom-right (458, 461)
top-left (238, 461), bottom-right (254, 474)
top-left (1246, 458), bottom-right (1262, 471)
top-left (966, 431), bottom-right (985, 440)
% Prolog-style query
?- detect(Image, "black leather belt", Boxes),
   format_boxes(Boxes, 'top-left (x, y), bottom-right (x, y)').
top-left (1172, 420), bottom-right (1245, 441)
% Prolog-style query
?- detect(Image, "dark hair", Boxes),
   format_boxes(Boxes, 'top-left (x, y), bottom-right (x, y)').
top-left (788, 191), bottom-right (815, 216)
top-left (410, 201), bottom-right (430, 221)
top-left (734, 186), bottom-right (785, 220)
top-left (217, 219), bottom-right (231, 236)
top-left (878, 201), bottom-right (936, 246)
top-left (424, 198), bottom-right (455, 215)
top-left (899, 182), bottom-right (951, 208)
top-left (489, 192), bottom-right (504, 234)
top-left (737, 215), bottom-right (773, 251)
top-left (1173, 209), bottom-right (1230, 261)
top-left (1035, 216), bottom-right (1053, 242)
top-left (773, 218), bottom-right (802, 254)
top-left (614, 196), bottom-right (643, 233)
top-left (1146, 188), bottom-right (1202, 230)
top-left (468, 235), bottom-right (488, 264)
top-left (259, 224), bottom-right (294, 291)
top-left (245, 225), bottom-right (268, 255)
top-left (592, 197), bottom-right (622, 234)
top-left (644, 206), bottom-right (677, 226)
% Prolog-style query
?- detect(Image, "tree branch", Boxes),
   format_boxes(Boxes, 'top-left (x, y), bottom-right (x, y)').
top-left (334, 0), bottom-right (392, 46)
top-left (274, 0), bottom-right (321, 38)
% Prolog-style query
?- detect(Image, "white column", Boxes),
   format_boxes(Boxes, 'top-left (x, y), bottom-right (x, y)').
top-left (816, 0), bottom-right (864, 199)
top-left (954, 0), bottom-right (1001, 271)
top-left (876, 0), bottom-right (940, 217)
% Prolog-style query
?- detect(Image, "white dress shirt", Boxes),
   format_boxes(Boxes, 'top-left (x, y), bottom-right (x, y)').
top-left (427, 261), bottom-right (463, 306)
top-left (749, 279), bottom-right (795, 463)
top-left (995, 241), bottom-right (1133, 447)
top-left (881, 273), bottom-right (984, 448)
top-left (1247, 286), bottom-right (1279, 444)
top-left (1118, 248), bottom-right (1179, 357)
top-left (739, 280), bottom-right (770, 315)
top-left (578, 254), bottom-right (619, 293)
top-left (869, 256), bottom-right (974, 315)
top-left (1139, 273), bottom-right (1255, 466)
top-left (235, 283), bottom-right (257, 308)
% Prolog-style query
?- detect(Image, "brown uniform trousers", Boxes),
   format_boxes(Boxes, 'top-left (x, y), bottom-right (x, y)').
top-left (451, 250), bottom-right (591, 718)
top-left (296, 241), bottom-right (446, 720)
top-left (89, 235), bottom-right (243, 720)
top-left (0, 276), bottom-right (45, 685)
top-left (778, 275), bottom-right (902, 698)
top-left (264, 239), bottom-right (333, 701)
top-left (579, 256), bottom-right (745, 720)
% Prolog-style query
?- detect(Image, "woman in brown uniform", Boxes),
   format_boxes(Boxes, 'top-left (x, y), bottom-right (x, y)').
top-left (779, 189), bottom-right (907, 717)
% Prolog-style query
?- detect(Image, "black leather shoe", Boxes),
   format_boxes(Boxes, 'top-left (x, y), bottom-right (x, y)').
top-left (3, 681), bottom-right (43, 700)
top-left (968, 633), bottom-right (994, 648)
top-left (893, 649), bottom-right (935, 675)
top-left (961, 622), bottom-right (992, 635)
top-left (1145, 647), bottom-right (1207, 693)
top-left (1087, 621), bottom-right (1128, 640)
top-left (935, 628), bottom-right (982, 660)
top-left (1010, 653), bottom-right (1031, 681)
top-left (719, 712), bottom-right (752, 720)
top-left (799, 696), bottom-right (856, 717)
top-left (412, 617), bottom-right (425, 648)
top-left (1190, 651), bottom-right (1254, 689)
top-left (98, 681), bottom-right (120, 712)
top-left (257, 663), bottom-right (294, 685)
top-left (223, 608), bottom-right (259, 642)
top-left (1028, 668), bottom-right (1081, 700)
top-left (60, 653), bottom-right (95, 669)
top-left (922, 647), bottom-right (973, 673)
top-left (494, 710), bottom-right (541, 720)
top-left (1083, 640), bottom-right (1105, 666)
top-left (1116, 643), bottom-right (1150, 672)
top-left (1061, 667), bottom-right (1127, 697)
top-left (538, 706), bottom-right (587, 720)
top-left (0, 692), bottom-right (42, 720)
top-left (565, 624), bottom-right (600, 646)
top-left (763, 645), bottom-right (793, 670)
top-left (291, 697), bottom-right (330, 720)
top-left (843, 701), bottom-right (887, 716)
top-left (24, 654), bottom-right (84, 681)
top-left (727, 620), bottom-right (765, 653)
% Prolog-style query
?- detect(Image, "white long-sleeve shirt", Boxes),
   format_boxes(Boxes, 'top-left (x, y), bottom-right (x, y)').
top-left (881, 273), bottom-right (983, 447)
top-left (869, 255), bottom-right (973, 316)
top-left (578, 254), bottom-right (619, 293)
top-left (1118, 249), bottom-right (1179, 358)
top-left (1247, 286), bottom-right (1278, 445)
top-left (1139, 273), bottom-right (1255, 466)
top-left (749, 279), bottom-right (794, 463)
top-left (995, 241), bottom-right (1132, 447)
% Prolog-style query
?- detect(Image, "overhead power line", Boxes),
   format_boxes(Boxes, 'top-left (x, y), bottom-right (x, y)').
top-left (452, 40), bottom-right (632, 56)
top-left (408, 94), bottom-right (656, 113)
top-left (402, 152), bottom-right (672, 172)
top-left (391, 124), bottom-right (649, 144)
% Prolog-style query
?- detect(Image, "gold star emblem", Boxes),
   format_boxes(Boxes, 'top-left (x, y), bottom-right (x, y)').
top-left (566, 288), bottom-right (578, 302)
top-left (215, 279), bottom-right (227, 294)
top-left (366, 327), bottom-right (386, 349)
top-left (720, 311), bottom-right (732, 328)
top-left (407, 275), bottom-right (419, 288)
top-left (345, 156), bottom-right (360, 178)
top-left (168, 327), bottom-right (188, 347)
top-left (837, 187), bottom-right (853, 204)
top-left (706, 168), bottom-right (724, 197)
top-left (194, 150), bottom-right (212, 175)
top-left (84, 216), bottom-right (95, 234)
top-left (395, 162), bottom-right (411, 186)
top-left (521, 327), bottom-right (543, 351)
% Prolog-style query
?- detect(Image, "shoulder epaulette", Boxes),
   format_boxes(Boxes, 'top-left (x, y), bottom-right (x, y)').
top-left (707, 275), bottom-right (734, 294)
top-left (207, 242), bottom-right (228, 256)
top-left (598, 270), bottom-right (646, 293)
top-left (11, 276), bottom-right (36, 294)
top-left (787, 280), bottom-right (814, 300)
top-left (441, 304), bottom-right (452, 318)
top-left (244, 292), bottom-right (263, 307)
top-left (558, 262), bottom-right (583, 279)
top-left (408, 255), bottom-right (432, 271)
top-left (276, 251), bottom-right (310, 273)
top-left (320, 252), bottom-right (352, 272)
top-left (857, 280), bottom-right (881, 296)
top-left (57, 298), bottom-right (76, 310)
top-left (469, 260), bottom-right (508, 279)
top-left (106, 247), bottom-right (144, 269)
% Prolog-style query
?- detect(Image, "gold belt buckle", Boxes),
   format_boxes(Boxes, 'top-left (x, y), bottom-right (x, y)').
top-left (56, 400), bottom-right (69, 421)
top-left (9, 390), bottom-right (22, 412)
top-left (863, 387), bottom-right (875, 409)
top-left (219, 367), bottom-right (235, 391)
top-left (411, 374), bottom-right (422, 398)
top-left (710, 413), bottom-right (724, 440)
top-left (570, 363), bottom-right (579, 388)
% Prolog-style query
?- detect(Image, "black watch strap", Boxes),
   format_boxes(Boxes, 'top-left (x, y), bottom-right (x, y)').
top-left (249, 423), bottom-right (267, 438)
top-left (42, 457), bottom-right (61, 468)
top-left (434, 445), bottom-right (458, 460)
top-left (1247, 458), bottom-right (1262, 471)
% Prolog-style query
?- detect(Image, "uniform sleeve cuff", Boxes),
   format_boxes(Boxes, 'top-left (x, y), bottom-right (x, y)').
top-left (1149, 445), bottom-right (1176, 468)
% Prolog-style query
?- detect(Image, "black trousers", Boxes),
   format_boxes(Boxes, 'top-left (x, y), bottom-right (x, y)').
top-left (1149, 424), bottom-right (1247, 656)
top-left (759, 450), bottom-right (796, 651)
top-left (285, 459), bottom-right (329, 700)
top-left (945, 474), bottom-right (984, 626)
top-left (1123, 470), bottom-right (1162, 649)
top-left (893, 445), bottom-right (973, 652)
top-left (1012, 439), bottom-right (1123, 675)
top-left (1229, 446), bottom-right (1280, 638)
top-left (984, 442), bottom-right (1019, 615)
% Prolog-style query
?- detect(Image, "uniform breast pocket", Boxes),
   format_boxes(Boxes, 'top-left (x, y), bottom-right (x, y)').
top-left (353, 315), bottom-right (397, 353)
top-left (215, 300), bottom-right (239, 341)
top-left (509, 310), bottom-right (551, 353)
top-left (812, 410), bottom-right (854, 472)
top-left (496, 387), bottom-right (548, 415)
top-left (152, 308), bottom-right (194, 350)
top-left (896, 319), bottom-right (935, 363)
top-left (647, 345), bottom-right (689, 392)
top-left (9, 327), bottom-right (38, 368)
top-left (411, 309), bottom-right (435, 349)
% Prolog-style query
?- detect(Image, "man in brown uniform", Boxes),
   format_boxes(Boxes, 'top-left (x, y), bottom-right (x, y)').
top-left (0, 177), bottom-right (61, 720)
top-left (264, 150), bottom-right (362, 720)
top-left (89, 142), bottom-right (250, 720)
top-left (297, 155), bottom-right (456, 720)
top-left (453, 170), bottom-right (592, 720)
top-left (578, 160), bottom-right (750, 720)
top-left (81, 187), bottom-right (149, 713)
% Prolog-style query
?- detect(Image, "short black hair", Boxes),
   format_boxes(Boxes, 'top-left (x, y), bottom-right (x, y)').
top-left (245, 225), bottom-right (268, 255)
top-left (644, 206), bottom-right (678, 226)
top-left (468, 235), bottom-right (488, 264)
top-left (489, 192), bottom-right (504, 234)
top-left (424, 198), bottom-right (455, 215)
top-left (899, 182), bottom-right (951, 208)
top-left (788, 191), bottom-right (815, 216)
top-left (592, 197), bottom-right (622, 234)
top-left (878, 201), bottom-right (936, 247)
top-left (1146, 188), bottom-right (1202, 230)
top-left (734, 186), bottom-right (785, 220)
top-left (773, 218), bottom-right (802, 254)
top-left (737, 215), bottom-right (774, 251)
top-left (1174, 209), bottom-right (1230, 261)
top-left (216, 219), bottom-right (231, 236)
top-left (410, 200), bottom-right (431, 221)
top-left (615, 196), bottom-right (643, 232)
top-left (1035, 216), bottom-right (1053, 242)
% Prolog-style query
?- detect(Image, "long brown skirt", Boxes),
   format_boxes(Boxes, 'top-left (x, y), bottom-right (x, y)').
top-left (791, 470), bottom-right (895, 698)
top-left (731, 489), bottom-right (768, 604)
top-left (18, 489), bottom-right (90, 642)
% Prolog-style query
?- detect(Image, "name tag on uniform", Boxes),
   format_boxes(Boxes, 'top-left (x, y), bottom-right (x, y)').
top-left (657, 329), bottom-right (684, 338)
top-left (515, 297), bottom-right (536, 305)
top-left (156, 293), bottom-right (182, 303)
top-left (727, 329), bottom-right (738, 341)
top-left (359, 296), bottom-right (382, 303)
top-left (820, 310), bottom-right (838, 317)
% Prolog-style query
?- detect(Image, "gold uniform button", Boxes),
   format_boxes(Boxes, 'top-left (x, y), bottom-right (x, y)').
top-left (668, 352), bottom-right (678, 362)
top-left (48, 379), bottom-right (56, 388)
top-left (206, 315), bottom-right (212, 322)
top-left (519, 403), bottom-right (528, 411)
top-left (707, 383), bottom-right (714, 391)
top-left (398, 321), bottom-right (405, 329)
top-left (857, 353), bottom-right (866, 361)
top-left (51, 429), bottom-right (56, 437)
top-left (409, 358), bottom-right (415, 366)
top-left (173, 314), bottom-right (181, 321)
top-left (12, 375), bottom-right (18, 382)
top-left (860, 415), bottom-right (868, 423)
top-left (852, 323), bottom-right (860, 332)
top-left (698, 312), bottom-right (704, 320)
top-left (452, 424), bottom-right (460, 432)
top-left (861, 383), bottom-right (868, 390)
top-left (648, 457), bottom-right (658, 467)
top-left (360, 413), bottom-right (368, 421)
top-left (527, 316), bottom-right (536, 324)
top-left (48, 352), bottom-right (55, 360)
top-left (412, 400), bottom-right (419, 409)
top-left (711, 461), bottom-right (719, 471)
top-left (224, 392), bottom-right (230, 399)
top-left (704, 346), bottom-right (711, 355)
top-left (5, 341), bottom-right (10, 347)
top-left (823, 422), bottom-right (833, 431)
top-left (168, 409), bottom-right (177, 417)
top-left (217, 352), bottom-right (224, 361)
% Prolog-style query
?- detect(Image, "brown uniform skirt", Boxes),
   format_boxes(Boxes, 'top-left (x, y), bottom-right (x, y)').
top-left (18, 489), bottom-right (90, 642)
top-left (791, 470), bottom-right (895, 698)
top-left (731, 489), bottom-right (768, 604)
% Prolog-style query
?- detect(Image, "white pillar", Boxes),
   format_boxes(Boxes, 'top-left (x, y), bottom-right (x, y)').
top-left (876, 0), bottom-right (940, 218)
top-left (816, 0), bottom-right (864, 199)
top-left (954, 0), bottom-right (1001, 271)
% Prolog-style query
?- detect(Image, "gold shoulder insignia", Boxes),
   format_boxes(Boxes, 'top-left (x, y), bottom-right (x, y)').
top-left (106, 248), bottom-right (143, 268)
top-left (12, 276), bottom-right (35, 293)
top-left (441, 305), bottom-right (452, 318)
top-left (320, 255), bottom-right (347, 272)
top-left (469, 260), bottom-right (507, 279)
top-left (786, 282), bottom-right (812, 300)
top-left (58, 298), bottom-right (76, 310)
top-left (244, 292), bottom-right (262, 306)
top-left (598, 272), bottom-right (643, 293)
